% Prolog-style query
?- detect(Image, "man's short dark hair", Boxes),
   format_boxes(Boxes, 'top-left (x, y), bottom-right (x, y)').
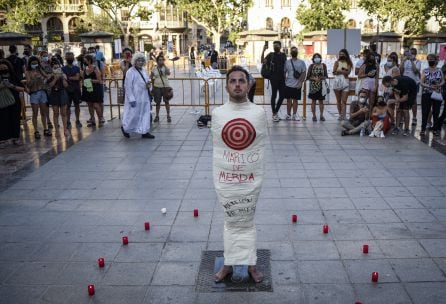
top-left (370, 44), bottom-right (377, 52)
top-left (226, 65), bottom-right (249, 84)
top-left (410, 48), bottom-right (417, 54)
top-left (9, 45), bottom-right (17, 54)
top-left (382, 75), bottom-right (392, 84)
top-left (273, 40), bottom-right (281, 46)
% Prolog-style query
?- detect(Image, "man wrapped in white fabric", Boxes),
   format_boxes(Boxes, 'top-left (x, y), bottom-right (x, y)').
top-left (211, 65), bottom-right (267, 283)
top-left (121, 52), bottom-right (155, 139)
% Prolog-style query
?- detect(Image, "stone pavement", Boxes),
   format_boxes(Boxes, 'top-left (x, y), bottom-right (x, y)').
top-left (0, 106), bottom-right (446, 304)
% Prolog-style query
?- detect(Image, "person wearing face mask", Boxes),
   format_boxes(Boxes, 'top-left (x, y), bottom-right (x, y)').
top-left (382, 75), bottom-right (417, 136)
top-left (38, 51), bottom-right (54, 129)
top-left (341, 90), bottom-right (370, 136)
top-left (121, 52), bottom-right (154, 139)
top-left (420, 54), bottom-right (444, 137)
top-left (23, 44), bottom-right (32, 66)
top-left (25, 56), bottom-right (51, 139)
top-left (261, 40), bottom-right (287, 122)
top-left (283, 46), bottom-right (306, 121)
top-left (151, 55), bottom-right (172, 123)
top-left (81, 55), bottom-right (103, 127)
top-left (307, 53), bottom-right (328, 122)
top-left (62, 52), bottom-right (82, 128)
top-left (47, 59), bottom-right (69, 137)
top-left (355, 49), bottom-right (370, 76)
top-left (381, 53), bottom-right (400, 123)
top-left (333, 49), bottom-right (353, 120)
top-left (400, 48), bottom-right (421, 126)
top-left (0, 59), bottom-right (25, 147)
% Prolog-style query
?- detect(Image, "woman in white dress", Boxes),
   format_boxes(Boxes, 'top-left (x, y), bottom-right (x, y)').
top-left (121, 52), bottom-right (155, 139)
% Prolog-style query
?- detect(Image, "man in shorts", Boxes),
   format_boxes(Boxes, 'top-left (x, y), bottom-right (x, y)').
top-left (283, 46), bottom-right (306, 121)
top-left (341, 90), bottom-right (370, 136)
top-left (382, 75), bottom-right (417, 136)
top-left (62, 52), bottom-right (82, 128)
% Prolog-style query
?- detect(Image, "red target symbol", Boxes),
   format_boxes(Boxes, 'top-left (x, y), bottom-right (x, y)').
top-left (222, 118), bottom-right (256, 150)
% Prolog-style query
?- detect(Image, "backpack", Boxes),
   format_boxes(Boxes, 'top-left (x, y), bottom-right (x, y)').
top-left (261, 53), bottom-right (274, 79)
top-left (197, 114), bottom-right (212, 128)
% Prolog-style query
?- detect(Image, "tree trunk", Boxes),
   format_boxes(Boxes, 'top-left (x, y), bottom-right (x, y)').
top-left (213, 32), bottom-right (221, 52)
top-left (123, 34), bottom-right (130, 48)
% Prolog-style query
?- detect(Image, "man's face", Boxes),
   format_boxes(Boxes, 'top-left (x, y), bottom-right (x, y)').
top-left (226, 71), bottom-right (249, 102)
top-left (273, 43), bottom-right (281, 52)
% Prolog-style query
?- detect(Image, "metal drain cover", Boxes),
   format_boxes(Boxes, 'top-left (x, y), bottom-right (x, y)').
top-left (195, 249), bottom-right (272, 292)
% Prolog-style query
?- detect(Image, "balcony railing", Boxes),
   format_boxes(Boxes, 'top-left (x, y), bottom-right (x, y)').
top-left (160, 20), bottom-right (187, 29)
top-left (129, 20), bottom-right (157, 30)
top-left (47, 4), bottom-right (84, 13)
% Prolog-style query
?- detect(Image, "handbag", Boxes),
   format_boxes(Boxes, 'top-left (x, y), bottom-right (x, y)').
top-left (321, 80), bottom-right (330, 96)
top-left (157, 67), bottom-right (173, 101)
top-left (333, 74), bottom-right (349, 90)
top-left (290, 59), bottom-right (300, 79)
top-left (431, 90), bottom-right (443, 101)
top-left (0, 88), bottom-right (15, 109)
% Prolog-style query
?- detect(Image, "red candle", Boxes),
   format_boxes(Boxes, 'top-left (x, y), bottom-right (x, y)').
top-left (194, 209), bottom-right (199, 217)
top-left (363, 244), bottom-right (369, 254)
top-left (98, 257), bottom-right (105, 268)
top-left (144, 222), bottom-right (150, 231)
top-left (88, 284), bottom-right (95, 296)
top-left (292, 214), bottom-right (297, 223)
top-left (323, 224), bottom-right (329, 234)
top-left (371, 271), bottom-right (378, 282)
top-left (122, 236), bottom-right (128, 245)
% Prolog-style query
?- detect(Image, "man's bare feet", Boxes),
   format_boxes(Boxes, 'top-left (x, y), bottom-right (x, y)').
top-left (248, 266), bottom-right (264, 283)
top-left (215, 265), bottom-right (232, 282)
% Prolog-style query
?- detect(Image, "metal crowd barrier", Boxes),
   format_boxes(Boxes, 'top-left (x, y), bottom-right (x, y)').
top-left (22, 75), bottom-right (409, 122)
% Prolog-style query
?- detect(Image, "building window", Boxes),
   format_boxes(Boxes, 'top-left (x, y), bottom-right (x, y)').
top-left (265, 0), bottom-right (273, 8)
top-left (350, 0), bottom-right (358, 9)
top-left (347, 19), bottom-right (356, 28)
top-left (281, 0), bottom-right (291, 7)
top-left (47, 17), bottom-right (63, 31)
top-left (121, 9), bottom-right (129, 22)
top-left (0, 14), bottom-right (5, 27)
top-left (266, 17), bottom-right (273, 30)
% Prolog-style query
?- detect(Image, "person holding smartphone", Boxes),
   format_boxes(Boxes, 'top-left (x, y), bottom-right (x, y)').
top-left (400, 48), bottom-right (421, 126)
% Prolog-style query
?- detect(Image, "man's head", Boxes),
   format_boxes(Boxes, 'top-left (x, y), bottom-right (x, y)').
top-left (358, 90), bottom-right (368, 105)
top-left (273, 41), bottom-right (281, 53)
top-left (123, 48), bottom-right (133, 60)
top-left (9, 45), bottom-right (17, 55)
top-left (81, 47), bottom-right (87, 55)
top-left (156, 55), bottom-right (165, 67)
top-left (95, 45), bottom-right (100, 50)
top-left (225, 65), bottom-right (249, 103)
top-left (24, 44), bottom-right (32, 56)
top-left (54, 48), bottom-right (62, 55)
top-left (290, 46), bottom-right (298, 58)
top-left (382, 75), bottom-right (394, 88)
top-left (410, 48), bottom-right (417, 58)
top-left (88, 47), bottom-right (96, 55)
top-left (370, 44), bottom-right (377, 52)
top-left (427, 53), bottom-right (438, 67)
top-left (65, 52), bottom-right (74, 65)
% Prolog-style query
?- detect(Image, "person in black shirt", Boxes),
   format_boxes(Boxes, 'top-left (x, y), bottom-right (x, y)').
top-left (382, 75), bottom-right (417, 136)
top-left (261, 40), bottom-right (286, 122)
top-left (208, 45), bottom-right (219, 69)
top-left (6, 45), bottom-right (25, 82)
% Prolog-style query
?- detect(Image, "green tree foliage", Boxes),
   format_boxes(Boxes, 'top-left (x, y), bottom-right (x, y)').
top-left (296, 0), bottom-right (350, 32)
top-left (359, 0), bottom-right (445, 35)
top-left (90, 0), bottom-right (154, 47)
top-left (75, 11), bottom-right (122, 37)
top-left (0, 0), bottom-right (56, 32)
top-left (168, 0), bottom-right (252, 50)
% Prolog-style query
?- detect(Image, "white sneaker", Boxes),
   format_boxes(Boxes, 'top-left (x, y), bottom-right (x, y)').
top-left (380, 131), bottom-right (385, 138)
top-left (285, 114), bottom-right (292, 120)
top-left (369, 132), bottom-right (375, 137)
top-left (293, 114), bottom-right (300, 121)
top-left (273, 114), bottom-right (280, 122)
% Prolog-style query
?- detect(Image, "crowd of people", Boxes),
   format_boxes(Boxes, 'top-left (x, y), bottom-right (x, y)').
top-left (260, 41), bottom-right (446, 138)
top-left (1, 41), bottom-right (446, 149)
top-left (0, 44), bottom-right (109, 147)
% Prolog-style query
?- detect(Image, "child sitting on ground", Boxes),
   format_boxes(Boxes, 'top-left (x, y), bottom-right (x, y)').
top-left (370, 96), bottom-right (391, 138)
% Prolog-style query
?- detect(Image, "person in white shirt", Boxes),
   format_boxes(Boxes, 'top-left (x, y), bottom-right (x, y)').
top-left (400, 48), bottom-right (421, 125)
top-left (283, 46), bottom-right (306, 120)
